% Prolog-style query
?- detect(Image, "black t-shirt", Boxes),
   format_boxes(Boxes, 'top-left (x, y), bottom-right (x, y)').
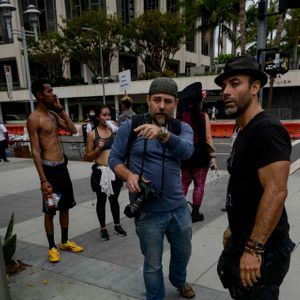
top-left (226, 111), bottom-right (291, 247)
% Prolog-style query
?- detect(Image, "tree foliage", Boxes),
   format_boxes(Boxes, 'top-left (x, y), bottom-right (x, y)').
top-left (61, 10), bottom-right (124, 78)
top-left (123, 9), bottom-right (187, 73)
top-left (182, 0), bottom-right (239, 71)
top-left (28, 32), bottom-right (69, 82)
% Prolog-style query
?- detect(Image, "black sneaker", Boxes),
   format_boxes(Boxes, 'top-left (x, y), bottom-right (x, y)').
top-left (191, 212), bottom-right (204, 223)
top-left (114, 225), bottom-right (127, 237)
top-left (177, 283), bottom-right (195, 299)
top-left (100, 228), bottom-right (110, 241)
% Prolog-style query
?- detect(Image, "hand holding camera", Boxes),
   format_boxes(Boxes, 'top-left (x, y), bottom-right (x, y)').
top-left (124, 180), bottom-right (159, 218)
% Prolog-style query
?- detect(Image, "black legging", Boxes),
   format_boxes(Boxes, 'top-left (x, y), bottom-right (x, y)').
top-left (0, 140), bottom-right (7, 161)
top-left (95, 178), bottom-right (122, 228)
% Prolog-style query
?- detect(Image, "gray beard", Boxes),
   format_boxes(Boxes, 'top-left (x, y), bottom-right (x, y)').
top-left (151, 114), bottom-right (168, 126)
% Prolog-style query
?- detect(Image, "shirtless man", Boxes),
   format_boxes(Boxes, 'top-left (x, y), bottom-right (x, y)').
top-left (27, 80), bottom-right (83, 263)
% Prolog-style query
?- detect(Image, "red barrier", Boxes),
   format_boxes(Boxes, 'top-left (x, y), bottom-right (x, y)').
top-left (211, 122), bottom-right (235, 138)
top-left (211, 121), bottom-right (300, 139)
top-left (6, 124), bottom-right (25, 135)
top-left (282, 121), bottom-right (300, 139)
top-left (6, 124), bottom-right (71, 136)
top-left (6, 121), bottom-right (300, 139)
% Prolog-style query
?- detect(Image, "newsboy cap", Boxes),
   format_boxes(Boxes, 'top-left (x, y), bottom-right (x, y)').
top-left (214, 55), bottom-right (268, 87)
top-left (149, 77), bottom-right (178, 98)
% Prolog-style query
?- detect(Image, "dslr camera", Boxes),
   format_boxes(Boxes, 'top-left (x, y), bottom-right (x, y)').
top-left (124, 181), bottom-right (159, 218)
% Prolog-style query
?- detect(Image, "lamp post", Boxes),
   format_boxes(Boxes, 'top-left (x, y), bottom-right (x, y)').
top-left (82, 27), bottom-right (106, 104)
top-left (0, 1), bottom-right (41, 113)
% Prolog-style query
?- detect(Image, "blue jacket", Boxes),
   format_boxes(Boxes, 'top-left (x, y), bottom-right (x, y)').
top-left (109, 119), bottom-right (194, 212)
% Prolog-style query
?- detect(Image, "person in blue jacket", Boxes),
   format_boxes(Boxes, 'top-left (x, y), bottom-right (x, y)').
top-left (109, 77), bottom-right (195, 300)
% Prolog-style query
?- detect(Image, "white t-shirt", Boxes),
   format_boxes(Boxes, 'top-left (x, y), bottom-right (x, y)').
top-left (86, 123), bottom-right (92, 133)
top-left (0, 124), bottom-right (8, 141)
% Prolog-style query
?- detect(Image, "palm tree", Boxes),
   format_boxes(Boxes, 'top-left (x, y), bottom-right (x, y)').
top-left (283, 8), bottom-right (300, 69)
top-left (239, 0), bottom-right (246, 54)
top-left (183, 0), bottom-right (236, 71)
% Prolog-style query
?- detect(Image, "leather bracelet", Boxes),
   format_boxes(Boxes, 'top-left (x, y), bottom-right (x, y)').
top-left (41, 180), bottom-right (48, 184)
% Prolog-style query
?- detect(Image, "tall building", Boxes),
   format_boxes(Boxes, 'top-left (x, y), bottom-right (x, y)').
top-left (0, 0), bottom-right (210, 93)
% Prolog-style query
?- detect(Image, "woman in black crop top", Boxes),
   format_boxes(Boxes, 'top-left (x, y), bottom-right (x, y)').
top-left (86, 105), bottom-right (127, 240)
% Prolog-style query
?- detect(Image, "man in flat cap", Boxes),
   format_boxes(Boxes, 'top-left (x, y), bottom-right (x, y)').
top-left (118, 95), bottom-right (136, 125)
top-left (216, 55), bottom-right (295, 299)
top-left (109, 78), bottom-right (195, 299)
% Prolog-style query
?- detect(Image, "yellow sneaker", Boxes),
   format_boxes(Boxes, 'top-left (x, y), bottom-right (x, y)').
top-left (48, 247), bottom-right (60, 263)
top-left (59, 240), bottom-right (84, 252)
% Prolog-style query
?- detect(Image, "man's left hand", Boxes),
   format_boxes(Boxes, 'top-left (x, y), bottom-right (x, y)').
top-left (239, 251), bottom-right (262, 287)
top-left (134, 124), bottom-right (161, 140)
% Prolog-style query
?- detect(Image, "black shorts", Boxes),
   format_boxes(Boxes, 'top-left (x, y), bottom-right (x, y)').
top-left (42, 158), bottom-right (76, 214)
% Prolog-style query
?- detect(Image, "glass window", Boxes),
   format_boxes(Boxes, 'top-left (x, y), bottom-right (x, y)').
top-left (90, 0), bottom-right (106, 10)
top-left (201, 18), bottom-right (209, 56)
top-left (144, 0), bottom-right (158, 10)
top-left (186, 35), bottom-right (195, 52)
top-left (167, 0), bottom-right (178, 12)
top-left (117, 0), bottom-right (134, 23)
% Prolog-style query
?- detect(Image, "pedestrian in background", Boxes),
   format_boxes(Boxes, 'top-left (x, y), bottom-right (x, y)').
top-left (86, 105), bottom-right (126, 241)
top-left (109, 78), bottom-right (195, 299)
top-left (118, 95), bottom-right (136, 125)
top-left (0, 122), bottom-right (9, 162)
top-left (27, 80), bottom-right (83, 263)
top-left (178, 82), bottom-right (217, 223)
top-left (215, 55), bottom-right (295, 299)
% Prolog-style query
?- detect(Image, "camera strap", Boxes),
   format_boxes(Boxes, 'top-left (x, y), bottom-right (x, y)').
top-left (139, 138), bottom-right (166, 197)
top-left (139, 139), bottom-right (148, 179)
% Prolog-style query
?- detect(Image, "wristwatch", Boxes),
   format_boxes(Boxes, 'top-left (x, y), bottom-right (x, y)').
top-left (158, 126), bottom-right (169, 141)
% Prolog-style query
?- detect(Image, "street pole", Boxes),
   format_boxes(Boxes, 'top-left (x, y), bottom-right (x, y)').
top-left (99, 35), bottom-right (106, 105)
top-left (82, 27), bottom-right (106, 105)
top-left (21, 27), bottom-right (34, 112)
top-left (257, 0), bottom-right (268, 105)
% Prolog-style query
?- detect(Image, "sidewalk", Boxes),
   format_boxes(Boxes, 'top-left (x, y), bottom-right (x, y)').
top-left (0, 158), bottom-right (299, 299)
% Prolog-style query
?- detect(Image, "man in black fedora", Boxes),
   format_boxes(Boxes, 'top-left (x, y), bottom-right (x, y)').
top-left (215, 55), bottom-right (295, 299)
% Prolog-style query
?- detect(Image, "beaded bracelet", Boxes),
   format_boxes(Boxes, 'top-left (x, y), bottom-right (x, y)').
top-left (244, 237), bottom-right (265, 257)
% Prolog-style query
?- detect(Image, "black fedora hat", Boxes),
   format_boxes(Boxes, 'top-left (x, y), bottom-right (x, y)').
top-left (214, 55), bottom-right (268, 87)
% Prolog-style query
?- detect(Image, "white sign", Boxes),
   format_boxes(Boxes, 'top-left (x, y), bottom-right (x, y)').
top-left (118, 69), bottom-right (131, 91)
top-left (4, 64), bottom-right (13, 99)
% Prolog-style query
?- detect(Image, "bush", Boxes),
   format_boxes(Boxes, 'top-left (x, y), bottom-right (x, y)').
top-left (2, 212), bottom-right (17, 266)
top-left (137, 69), bottom-right (176, 80)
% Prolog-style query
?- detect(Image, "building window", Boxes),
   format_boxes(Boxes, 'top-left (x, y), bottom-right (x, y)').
top-left (167, 0), bottom-right (178, 12)
top-left (90, 0), bottom-right (106, 11)
top-left (186, 34), bottom-right (195, 52)
top-left (117, 0), bottom-right (134, 23)
top-left (144, 0), bottom-right (158, 11)
top-left (64, 0), bottom-right (106, 19)
top-left (167, 59), bottom-right (179, 74)
top-left (201, 18), bottom-right (209, 56)
top-left (185, 62), bottom-right (196, 75)
top-left (64, 0), bottom-right (72, 19)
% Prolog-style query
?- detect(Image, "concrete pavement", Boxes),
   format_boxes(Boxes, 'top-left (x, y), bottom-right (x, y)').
top-left (0, 156), bottom-right (299, 299)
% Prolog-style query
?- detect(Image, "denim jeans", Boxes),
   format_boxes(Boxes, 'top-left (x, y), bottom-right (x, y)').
top-left (135, 202), bottom-right (192, 300)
